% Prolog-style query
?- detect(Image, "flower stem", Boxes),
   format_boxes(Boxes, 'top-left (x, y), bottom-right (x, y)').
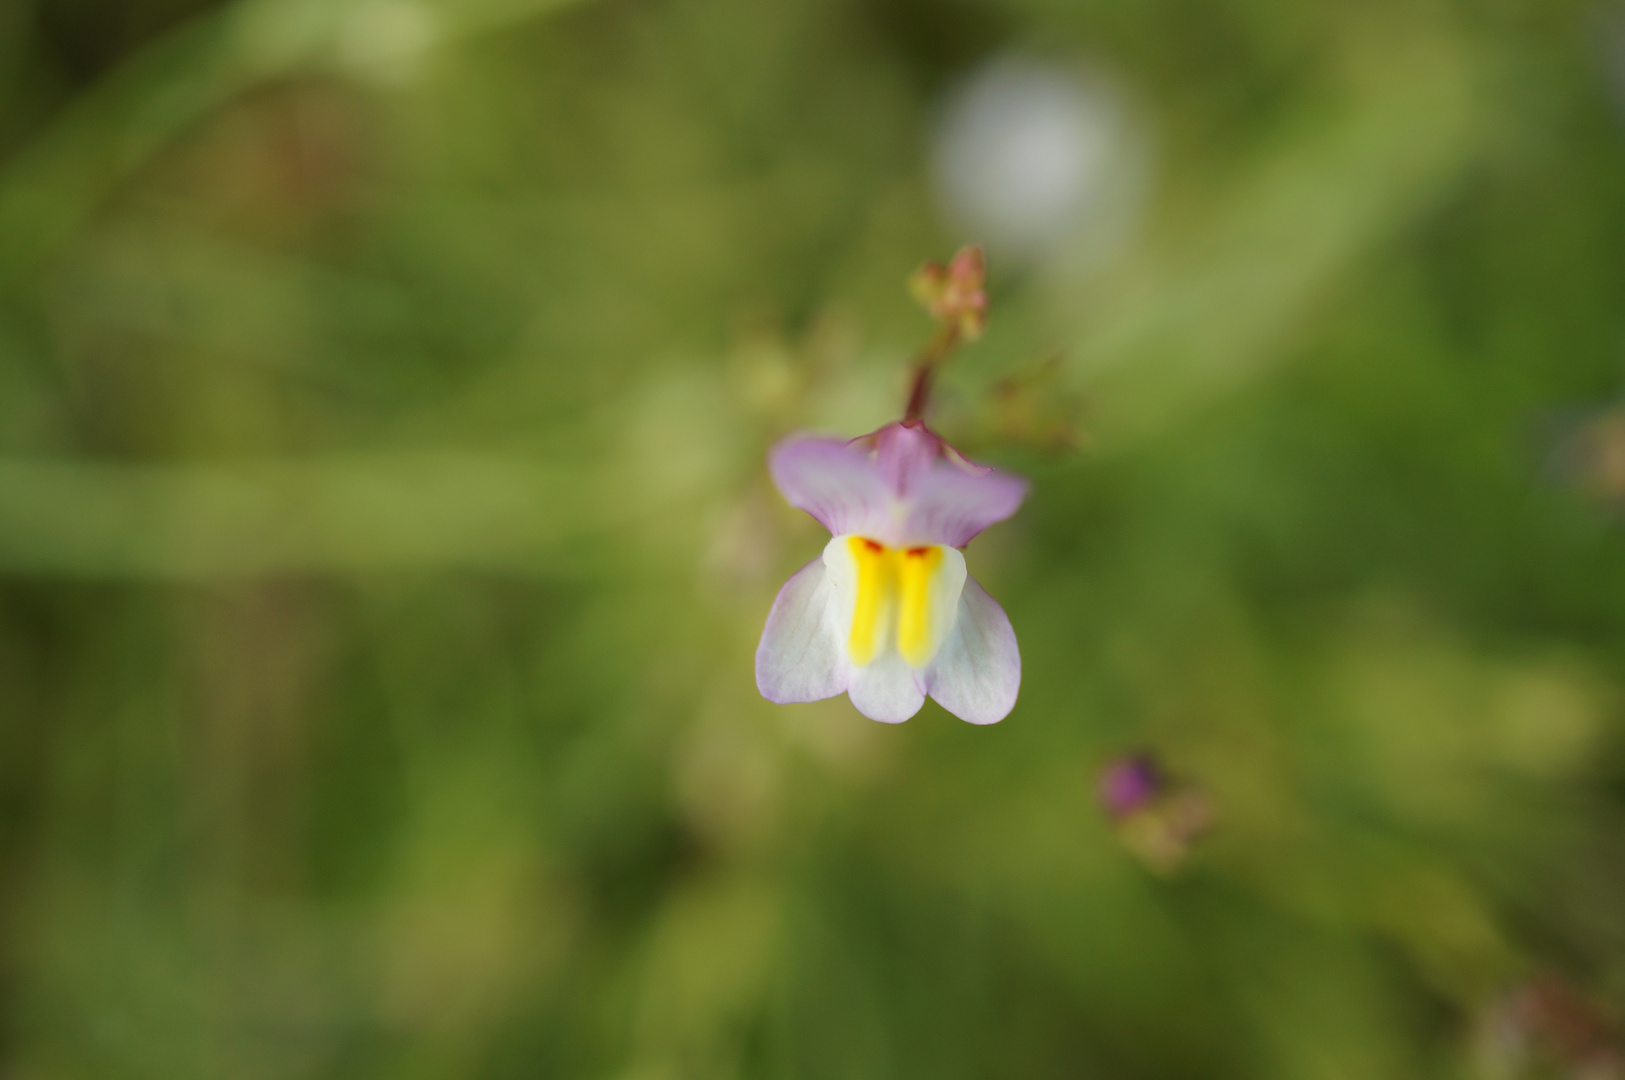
top-left (903, 323), bottom-right (961, 423)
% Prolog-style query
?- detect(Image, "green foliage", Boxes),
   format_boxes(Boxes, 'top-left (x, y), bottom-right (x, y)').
top-left (2, 0), bottom-right (1625, 1076)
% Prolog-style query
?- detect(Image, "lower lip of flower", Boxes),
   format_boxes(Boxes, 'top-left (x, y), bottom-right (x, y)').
top-left (841, 536), bottom-right (950, 667)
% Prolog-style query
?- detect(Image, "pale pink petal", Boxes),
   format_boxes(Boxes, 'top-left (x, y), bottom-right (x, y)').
top-left (901, 463), bottom-right (1027, 548)
top-left (873, 422), bottom-right (940, 495)
top-left (926, 575), bottom-right (1020, 724)
top-left (768, 436), bottom-right (893, 540)
top-left (755, 558), bottom-right (851, 704)
top-left (847, 652), bottom-right (928, 724)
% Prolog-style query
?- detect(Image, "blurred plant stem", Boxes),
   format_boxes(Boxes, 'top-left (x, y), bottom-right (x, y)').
top-left (0, 0), bottom-right (595, 295)
top-left (0, 451), bottom-right (698, 577)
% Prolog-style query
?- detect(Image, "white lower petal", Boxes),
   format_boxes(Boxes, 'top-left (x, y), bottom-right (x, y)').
top-left (755, 558), bottom-right (850, 704)
top-left (926, 575), bottom-right (1020, 724)
top-left (847, 652), bottom-right (927, 724)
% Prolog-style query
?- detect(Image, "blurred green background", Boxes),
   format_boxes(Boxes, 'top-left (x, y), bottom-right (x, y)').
top-left (3, 0), bottom-right (1625, 1077)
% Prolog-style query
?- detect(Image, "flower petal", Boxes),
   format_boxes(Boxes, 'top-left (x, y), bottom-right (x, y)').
top-left (755, 557), bottom-right (850, 704)
top-left (847, 652), bottom-right (927, 724)
top-left (926, 575), bottom-right (1020, 724)
top-left (895, 543), bottom-right (966, 668)
top-left (874, 422), bottom-right (940, 495)
top-left (822, 535), bottom-right (967, 670)
top-left (902, 463), bottom-right (1028, 548)
top-left (769, 436), bottom-right (893, 540)
top-left (822, 534), bottom-right (893, 668)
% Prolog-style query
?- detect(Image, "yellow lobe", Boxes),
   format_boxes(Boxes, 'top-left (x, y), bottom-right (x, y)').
top-left (846, 537), bottom-right (893, 667)
top-left (896, 546), bottom-right (945, 667)
top-left (841, 538), bottom-right (953, 669)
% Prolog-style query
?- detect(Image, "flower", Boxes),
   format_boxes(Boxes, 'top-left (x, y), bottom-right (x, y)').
top-left (1097, 754), bottom-right (1162, 820)
top-left (1094, 752), bottom-right (1216, 874)
top-left (755, 420), bottom-right (1027, 724)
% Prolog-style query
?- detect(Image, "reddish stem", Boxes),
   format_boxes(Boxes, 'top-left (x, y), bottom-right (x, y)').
top-left (903, 324), bottom-right (960, 423)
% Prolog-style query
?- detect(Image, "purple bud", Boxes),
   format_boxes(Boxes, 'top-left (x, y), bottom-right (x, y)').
top-left (1098, 754), bottom-right (1162, 820)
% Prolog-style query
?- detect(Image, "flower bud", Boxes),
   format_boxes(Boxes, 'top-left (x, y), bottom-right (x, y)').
top-left (909, 245), bottom-right (988, 340)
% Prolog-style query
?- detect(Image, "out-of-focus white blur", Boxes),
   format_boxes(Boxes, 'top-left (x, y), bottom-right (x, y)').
top-left (930, 54), bottom-right (1146, 267)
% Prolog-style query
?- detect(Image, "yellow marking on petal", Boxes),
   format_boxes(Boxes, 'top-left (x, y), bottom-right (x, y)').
top-left (846, 536), bottom-right (894, 667)
top-left (837, 537), bottom-right (955, 669)
top-left (896, 546), bottom-right (945, 667)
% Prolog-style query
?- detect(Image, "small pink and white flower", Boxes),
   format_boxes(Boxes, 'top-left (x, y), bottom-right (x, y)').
top-left (755, 420), bottom-right (1026, 724)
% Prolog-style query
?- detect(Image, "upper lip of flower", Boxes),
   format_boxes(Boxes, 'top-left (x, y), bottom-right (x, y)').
top-left (768, 421), bottom-right (1028, 549)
